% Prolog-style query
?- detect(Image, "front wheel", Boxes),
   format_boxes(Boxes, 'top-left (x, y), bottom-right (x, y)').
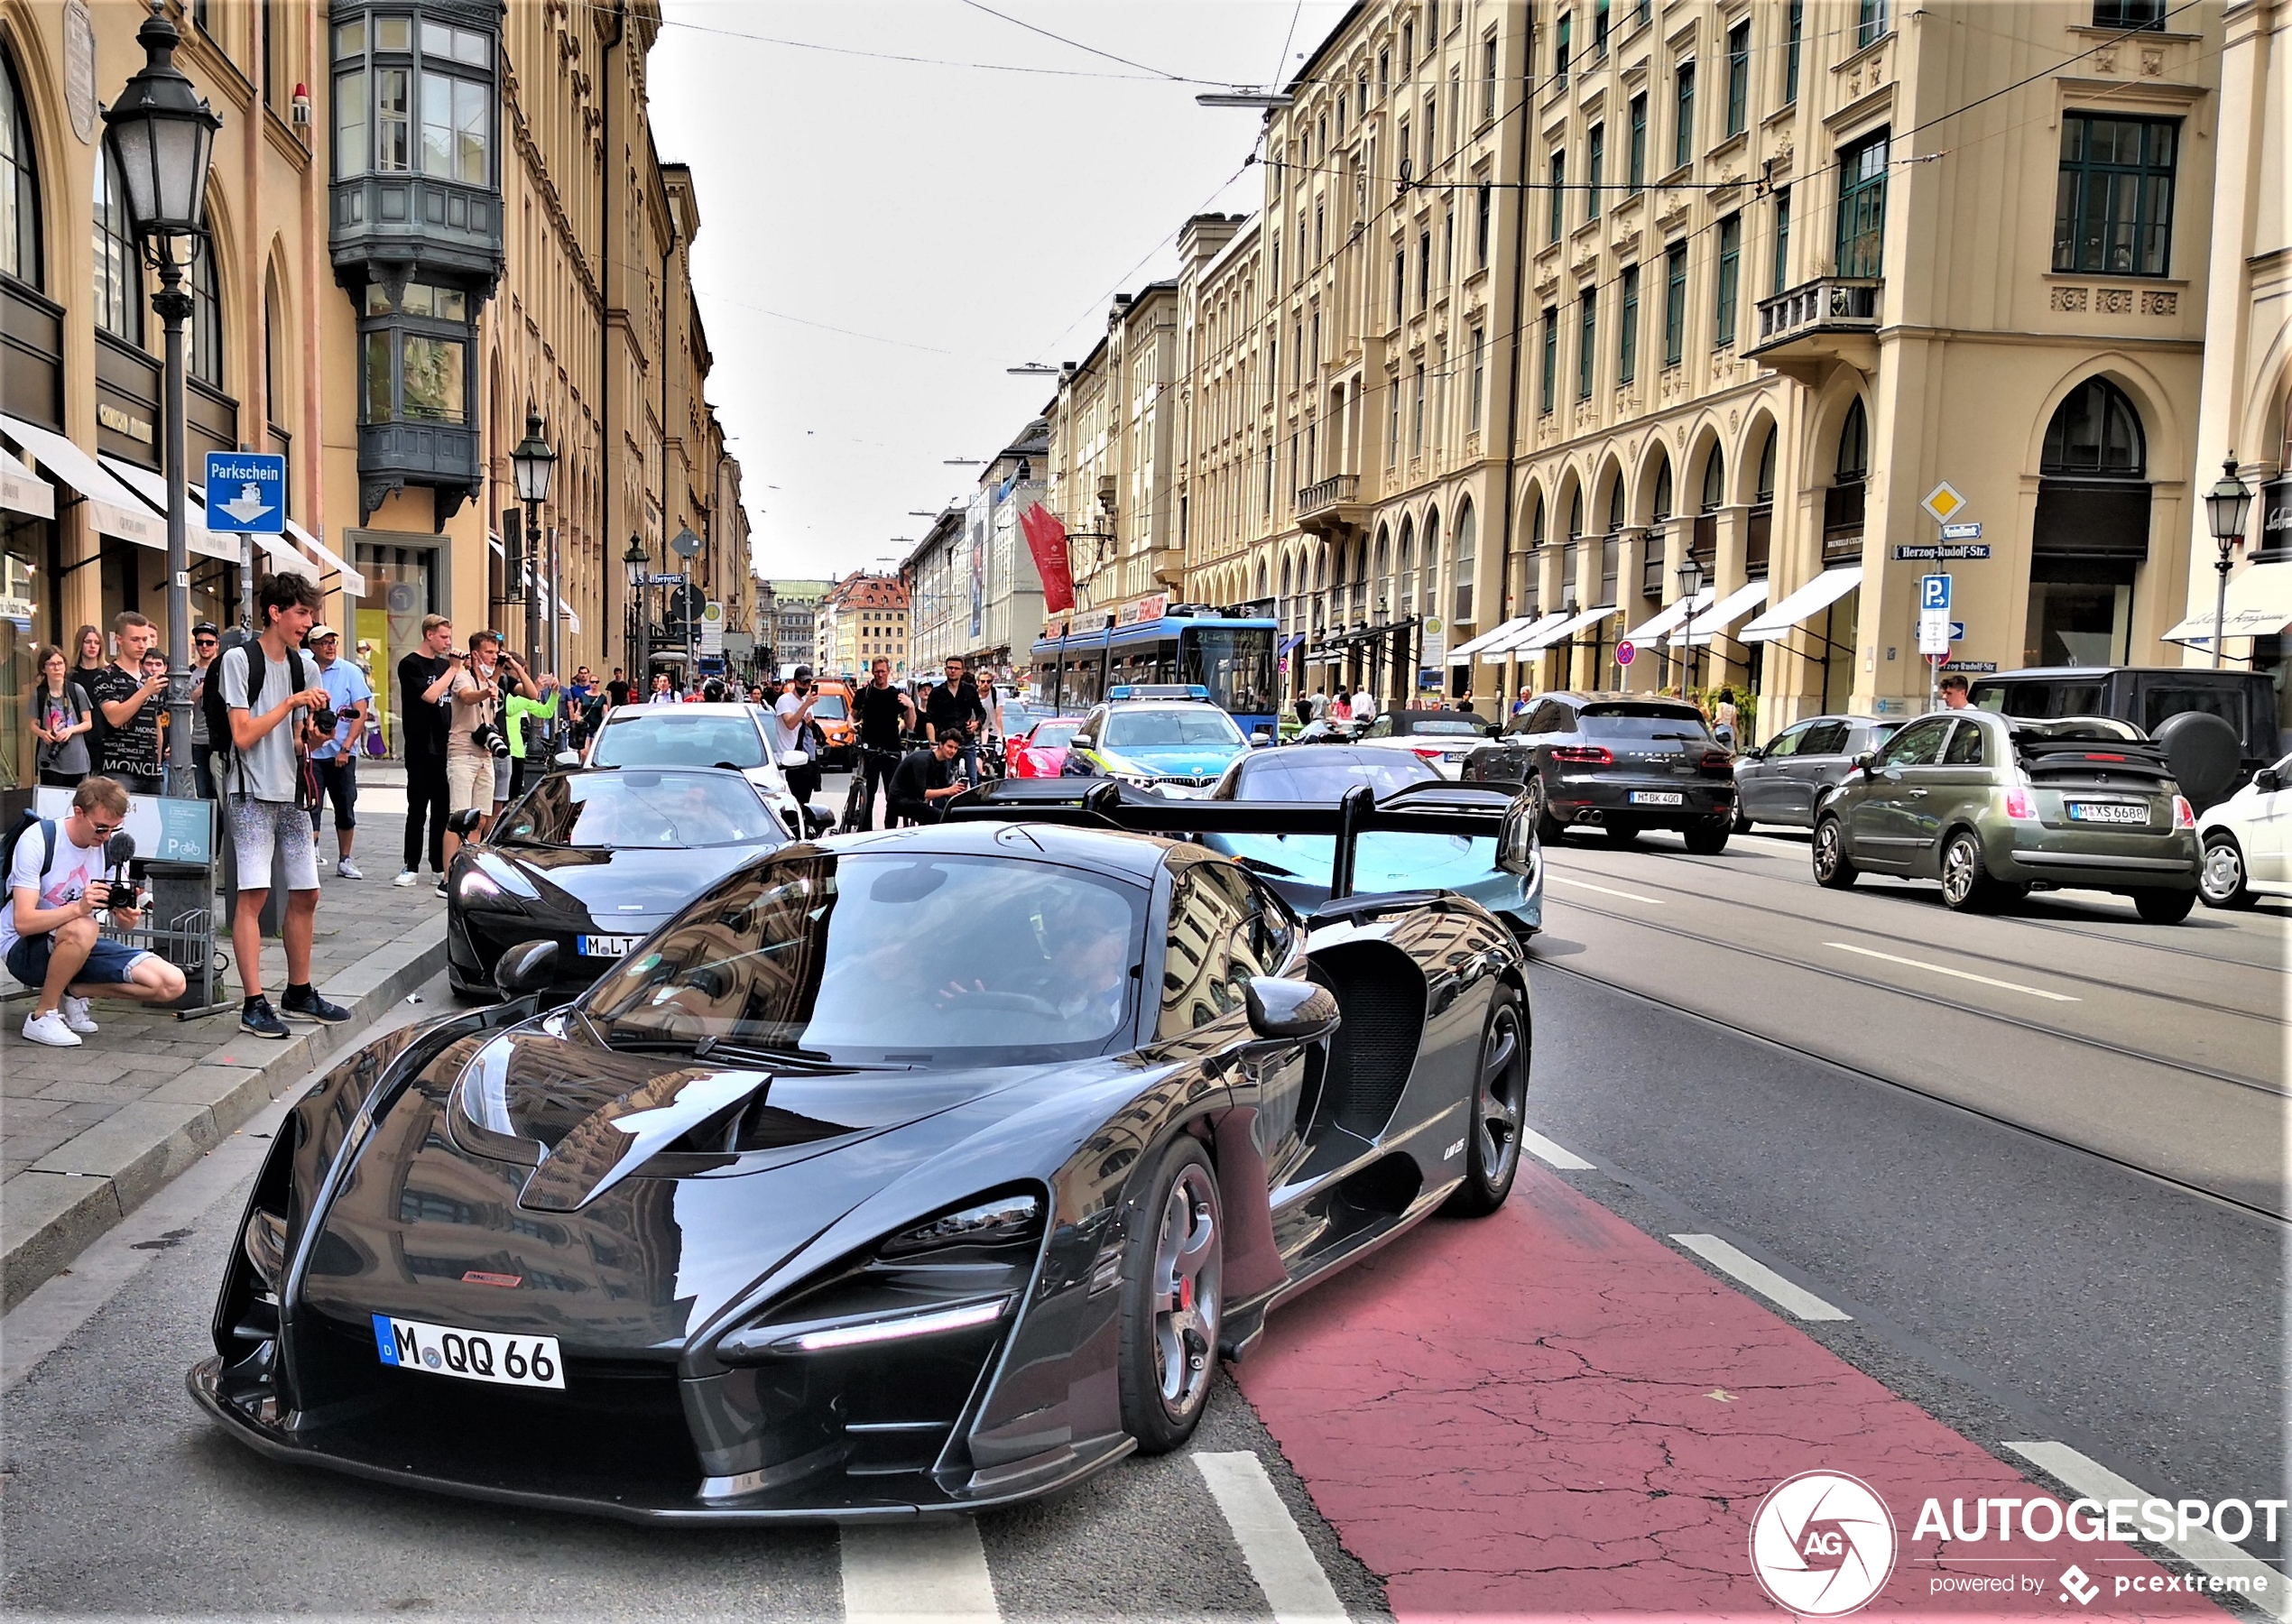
top-left (1812, 817), bottom-right (1857, 889)
top-left (1117, 1138), bottom-right (1224, 1453)
top-left (2199, 833), bottom-right (2256, 909)
top-left (2133, 888), bottom-right (2196, 925)
top-left (1443, 986), bottom-right (1529, 1217)
top-left (1682, 817), bottom-right (1731, 855)
top-left (1732, 807), bottom-right (1754, 834)
top-left (841, 770), bottom-right (872, 832)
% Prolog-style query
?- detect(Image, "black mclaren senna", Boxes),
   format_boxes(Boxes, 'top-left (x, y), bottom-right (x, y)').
top-left (191, 786), bottom-right (1539, 1523)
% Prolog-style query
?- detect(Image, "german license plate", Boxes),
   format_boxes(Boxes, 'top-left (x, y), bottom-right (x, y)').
top-left (372, 1314), bottom-right (564, 1389)
top-left (577, 934), bottom-right (638, 957)
top-left (1630, 791), bottom-right (1685, 806)
top-left (2067, 801), bottom-right (2147, 825)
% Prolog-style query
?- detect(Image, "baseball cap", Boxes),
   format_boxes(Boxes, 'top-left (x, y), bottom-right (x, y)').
top-left (309, 623), bottom-right (340, 641)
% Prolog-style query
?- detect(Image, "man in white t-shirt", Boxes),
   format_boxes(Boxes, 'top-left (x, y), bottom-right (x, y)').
top-left (775, 667), bottom-right (822, 804)
top-left (5, 776), bottom-right (186, 1047)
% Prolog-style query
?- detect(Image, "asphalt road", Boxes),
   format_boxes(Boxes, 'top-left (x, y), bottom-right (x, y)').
top-left (1521, 817), bottom-right (2288, 1571)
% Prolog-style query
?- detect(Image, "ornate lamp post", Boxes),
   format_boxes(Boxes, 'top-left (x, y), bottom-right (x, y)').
top-left (103, 5), bottom-right (220, 801)
top-left (2204, 457), bottom-right (2254, 670)
top-left (1677, 553), bottom-right (1706, 699)
top-left (624, 535), bottom-right (652, 686)
top-left (509, 409), bottom-right (556, 679)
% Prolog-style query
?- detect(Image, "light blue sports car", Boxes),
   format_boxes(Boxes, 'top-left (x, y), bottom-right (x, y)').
top-left (1199, 745), bottom-right (1543, 936)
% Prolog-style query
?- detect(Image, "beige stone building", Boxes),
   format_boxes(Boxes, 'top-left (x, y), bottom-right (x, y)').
top-left (1046, 280), bottom-right (1183, 627)
top-left (813, 571), bottom-right (907, 679)
top-left (1153, 1), bottom-right (2272, 739)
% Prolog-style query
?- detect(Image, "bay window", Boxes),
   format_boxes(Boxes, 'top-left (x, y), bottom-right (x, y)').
top-left (334, 14), bottom-right (493, 186)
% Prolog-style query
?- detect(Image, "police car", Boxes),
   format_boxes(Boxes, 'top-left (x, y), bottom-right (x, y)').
top-left (1059, 685), bottom-right (1262, 798)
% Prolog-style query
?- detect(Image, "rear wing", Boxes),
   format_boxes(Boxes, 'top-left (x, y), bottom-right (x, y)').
top-left (947, 777), bottom-right (1536, 900)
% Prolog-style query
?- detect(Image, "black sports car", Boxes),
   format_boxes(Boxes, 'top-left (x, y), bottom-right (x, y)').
top-left (191, 789), bottom-right (1536, 1522)
top-left (445, 766), bottom-right (790, 1000)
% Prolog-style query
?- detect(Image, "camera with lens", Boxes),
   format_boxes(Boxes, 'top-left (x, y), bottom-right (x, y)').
top-left (470, 721), bottom-right (511, 761)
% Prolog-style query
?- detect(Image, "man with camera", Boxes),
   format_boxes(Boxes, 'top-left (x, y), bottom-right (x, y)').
top-left (394, 614), bottom-right (457, 888)
top-left (5, 776), bottom-right (188, 1047)
top-left (305, 625), bottom-right (372, 879)
top-left (218, 573), bottom-right (350, 1038)
top-left (887, 729), bottom-right (968, 826)
top-left (444, 630), bottom-right (539, 878)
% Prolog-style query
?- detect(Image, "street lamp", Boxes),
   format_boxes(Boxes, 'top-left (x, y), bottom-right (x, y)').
top-left (510, 408), bottom-right (556, 680)
top-left (2204, 455), bottom-right (2254, 671)
top-left (624, 534), bottom-right (651, 681)
top-left (1677, 553), bottom-right (1706, 698)
top-left (102, 4), bottom-right (219, 802)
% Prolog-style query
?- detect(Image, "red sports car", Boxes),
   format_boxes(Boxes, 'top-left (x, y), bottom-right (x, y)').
top-left (1009, 718), bottom-right (1081, 777)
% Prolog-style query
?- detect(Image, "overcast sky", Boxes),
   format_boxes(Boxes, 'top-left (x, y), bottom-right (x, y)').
top-left (648, 2), bottom-right (1351, 585)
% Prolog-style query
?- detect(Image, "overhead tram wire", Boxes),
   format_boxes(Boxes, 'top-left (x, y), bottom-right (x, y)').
top-left (954, 0), bottom-right (1196, 84)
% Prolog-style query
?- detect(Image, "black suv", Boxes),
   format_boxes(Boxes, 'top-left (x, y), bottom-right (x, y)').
top-left (1966, 667), bottom-right (2279, 809)
top-left (1461, 692), bottom-right (1737, 852)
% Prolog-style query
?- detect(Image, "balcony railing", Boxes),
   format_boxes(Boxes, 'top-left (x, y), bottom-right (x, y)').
top-left (1751, 276), bottom-right (1881, 351)
top-left (1298, 474), bottom-right (1360, 516)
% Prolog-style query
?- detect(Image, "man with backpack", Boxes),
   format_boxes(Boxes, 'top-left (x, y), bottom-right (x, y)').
top-left (211, 573), bottom-right (351, 1038)
top-left (5, 776), bottom-right (187, 1047)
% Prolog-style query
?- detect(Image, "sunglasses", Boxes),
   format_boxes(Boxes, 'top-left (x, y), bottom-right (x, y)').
top-left (193, 636), bottom-right (218, 646)
top-left (85, 819), bottom-right (125, 837)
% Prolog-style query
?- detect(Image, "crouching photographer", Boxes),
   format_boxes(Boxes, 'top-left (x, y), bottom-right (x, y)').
top-left (5, 777), bottom-right (187, 1047)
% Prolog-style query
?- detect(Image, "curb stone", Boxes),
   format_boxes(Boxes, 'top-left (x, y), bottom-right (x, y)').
top-left (1, 916), bottom-right (446, 1310)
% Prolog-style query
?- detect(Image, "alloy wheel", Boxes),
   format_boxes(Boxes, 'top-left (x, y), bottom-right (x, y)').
top-left (1151, 1165), bottom-right (1222, 1419)
top-left (1943, 835), bottom-right (1978, 906)
top-left (1814, 822), bottom-right (1842, 880)
top-left (1474, 1005), bottom-right (1525, 1186)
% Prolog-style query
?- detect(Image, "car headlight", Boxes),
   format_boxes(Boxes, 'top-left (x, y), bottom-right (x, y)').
top-left (880, 1192), bottom-right (1041, 1255)
top-left (457, 868), bottom-right (502, 900)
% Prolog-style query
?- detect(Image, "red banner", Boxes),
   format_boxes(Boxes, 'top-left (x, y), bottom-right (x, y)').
top-left (1019, 503), bottom-right (1076, 614)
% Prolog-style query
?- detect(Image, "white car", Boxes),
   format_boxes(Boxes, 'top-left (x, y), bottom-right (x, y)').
top-left (582, 702), bottom-right (829, 837)
top-left (2195, 751), bottom-right (2291, 908)
top-left (1344, 709), bottom-right (1501, 780)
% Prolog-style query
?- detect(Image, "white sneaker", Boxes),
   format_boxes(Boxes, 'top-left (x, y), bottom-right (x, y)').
top-left (60, 995), bottom-right (98, 1034)
top-left (337, 859), bottom-right (365, 880)
top-left (393, 869), bottom-right (418, 887)
top-left (21, 1009), bottom-right (81, 1047)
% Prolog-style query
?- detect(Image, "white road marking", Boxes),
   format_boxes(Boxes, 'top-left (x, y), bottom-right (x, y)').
top-left (1669, 1233), bottom-right (1853, 1322)
top-left (1825, 941), bottom-right (2082, 1001)
top-left (1194, 1452), bottom-right (1350, 1624)
top-left (840, 1520), bottom-right (1001, 1624)
top-left (1521, 1130), bottom-right (1595, 1170)
top-left (2001, 1441), bottom-right (2291, 1621)
top-left (1545, 873), bottom-right (1667, 904)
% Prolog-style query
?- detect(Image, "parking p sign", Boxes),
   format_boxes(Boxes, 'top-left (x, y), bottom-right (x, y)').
top-left (202, 451), bottom-right (287, 534)
top-left (1920, 574), bottom-right (1952, 613)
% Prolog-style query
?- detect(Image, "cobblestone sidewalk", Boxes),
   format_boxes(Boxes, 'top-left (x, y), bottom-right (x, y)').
top-left (0, 811), bottom-right (448, 1305)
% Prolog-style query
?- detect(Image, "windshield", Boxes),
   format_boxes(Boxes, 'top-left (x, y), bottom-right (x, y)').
top-left (1178, 626), bottom-right (1277, 715)
top-left (593, 714), bottom-right (768, 770)
top-left (1227, 751), bottom-right (1436, 800)
top-left (1401, 716), bottom-right (1493, 736)
top-left (1579, 707), bottom-right (1713, 741)
top-left (1104, 707), bottom-right (1247, 750)
top-left (1029, 721), bottom-right (1081, 748)
top-left (582, 853), bottom-right (1145, 1063)
top-left (809, 693), bottom-right (848, 721)
top-left (2010, 716), bottom-right (2146, 743)
top-left (495, 770), bottom-right (783, 849)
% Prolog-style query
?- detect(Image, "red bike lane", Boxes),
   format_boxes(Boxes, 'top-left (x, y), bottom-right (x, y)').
top-left (1236, 1165), bottom-right (2236, 1621)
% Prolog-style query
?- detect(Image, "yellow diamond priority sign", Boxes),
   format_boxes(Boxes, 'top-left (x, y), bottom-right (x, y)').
top-left (1921, 482), bottom-right (1967, 524)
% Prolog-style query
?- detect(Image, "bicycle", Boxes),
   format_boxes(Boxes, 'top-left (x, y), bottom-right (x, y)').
top-left (842, 743), bottom-right (908, 831)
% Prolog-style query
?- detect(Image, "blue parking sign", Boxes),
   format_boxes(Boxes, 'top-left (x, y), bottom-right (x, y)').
top-left (1919, 573), bottom-right (1952, 612)
top-left (201, 451), bottom-right (287, 534)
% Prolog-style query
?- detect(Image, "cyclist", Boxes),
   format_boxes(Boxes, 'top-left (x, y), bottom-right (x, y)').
top-left (848, 655), bottom-right (915, 830)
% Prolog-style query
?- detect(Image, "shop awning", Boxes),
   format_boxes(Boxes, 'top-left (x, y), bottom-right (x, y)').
top-left (95, 456), bottom-right (245, 565)
top-left (1, 415), bottom-right (196, 556)
top-left (2163, 561), bottom-right (2292, 648)
top-left (1517, 604), bottom-right (1620, 652)
top-left (1448, 614), bottom-right (1542, 662)
top-left (487, 534), bottom-right (584, 636)
top-left (1480, 611), bottom-right (1571, 662)
top-left (1668, 578), bottom-right (1772, 647)
top-left (1741, 567), bottom-right (1862, 643)
top-left (1622, 587), bottom-right (1715, 644)
top-left (1278, 632), bottom-right (1305, 657)
top-left (283, 518), bottom-right (368, 596)
top-left (2, 447), bottom-right (53, 519)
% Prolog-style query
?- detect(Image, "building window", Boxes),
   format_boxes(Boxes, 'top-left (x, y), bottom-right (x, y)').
top-left (1412, 363), bottom-right (1427, 455)
top-left (1725, 22), bottom-right (1751, 136)
top-left (1378, 47), bottom-right (1390, 97)
top-left (1475, 181), bottom-right (1492, 267)
top-left (360, 281), bottom-right (472, 425)
top-left (1785, 0), bottom-right (1803, 102)
top-left (1386, 375), bottom-right (1400, 466)
top-left (1418, 229), bottom-right (1431, 307)
top-left (1391, 249), bottom-right (1403, 326)
top-left (1714, 213), bottom-right (1740, 348)
top-left (334, 16), bottom-right (493, 184)
top-left (1577, 288), bottom-right (1596, 399)
top-left (1401, 19), bottom-right (1415, 77)
top-left (1772, 187), bottom-right (1791, 293)
top-left (1835, 128), bottom-right (1889, 278)
top-left (1593, 0), bottom-right (1611, 57)
top-left (1618, 264), bottom-right (1639, 383)
top-left (1539, 306), bottom-right (1557, 411)
top-left (1586, 124), bottom-right (1604, 222)
top-left (1555, 11), bottom-right (1571, 88)
top-left (1482, 32), bottom-right (1498, 122)
top-left (189, 239), bottom-right (222, 388)
top-left (1423, 96), bottom-right (1437, 173)
top-left (2040, 376), bottom-right (2145, 475)
top-left (2093, 0), bottom-right (2166, 25)
top-left (1, 47), bottom-right (40, 289)
top-left (1836, 397), bottom-right (1869, 480)
top-left (1548, 149), bottom-right (1566, 243)
top-left (1453, 503), bottom-right (1475, 623)
top-left (1857, 0), bottom-right (1889, 48)
top-left (1673, 60), bottom-right (1695, 170)
top-left (1702, 448), bottom-right (1725, 512)
top-left (2052, 114), bottom-right (2177, 277)
top-left (92, 147), bottom-right (140, 343)
top-left (1628, 93), bottom-right (1647, 194)
top-left (1469, 326), bottom-right (1485, 428)
top-left (1663, 243), bottom-right (1687, 364)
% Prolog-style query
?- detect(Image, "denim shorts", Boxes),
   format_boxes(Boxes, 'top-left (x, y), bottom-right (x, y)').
top-left (5, 933), bottom-right (153, 991)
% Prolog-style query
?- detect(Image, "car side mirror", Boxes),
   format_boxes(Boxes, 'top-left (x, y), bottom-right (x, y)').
top-left (550, 749), bottom-right (581, 770)
top-left (1740, 744), bottom-right (1764, 761)
top-left (494, 938), bottom-right (561, 996)
top-left (1496, 795), bottom-right (1539, 875)
top-left (778, 750), bottom-right (810, 768)
top-left (802, 802), bottom-right (836, 835)
top-left (447, 807), bottom-right (485, 838)
top-left (1251, 730), bottom-right (1272, 747)
top-left (1244, 976), bottom-right (1341, 1043)
top-left (1853, 751), bottom-right (1876, 774)
top-left (2257, 768), bottom-right (2283, 793)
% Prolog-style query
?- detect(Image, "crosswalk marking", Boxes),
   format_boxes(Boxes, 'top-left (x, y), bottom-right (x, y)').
top-left (1669, 1233), bottom-right (1853, 1321)
top-left (1195, 1452), bottom-right (1350, 1624)
top-left (840, 1519), bottom-right (1000, 1624)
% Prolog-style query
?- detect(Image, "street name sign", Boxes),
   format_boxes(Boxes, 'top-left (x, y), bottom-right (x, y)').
top-left (1891, 542), bottom-right (1992, 561)
top-left (201, 451), bottom-right (287, 534)
top-left (1940, 521), bottom-right (1983, 540)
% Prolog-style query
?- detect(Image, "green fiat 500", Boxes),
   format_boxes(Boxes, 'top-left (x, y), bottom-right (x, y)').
top-left (1810, 712), bottom-right (2202, 922)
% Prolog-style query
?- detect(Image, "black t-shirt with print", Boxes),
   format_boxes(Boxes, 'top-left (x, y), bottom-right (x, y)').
top-left (85, 663), bottom-right (160, 777)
